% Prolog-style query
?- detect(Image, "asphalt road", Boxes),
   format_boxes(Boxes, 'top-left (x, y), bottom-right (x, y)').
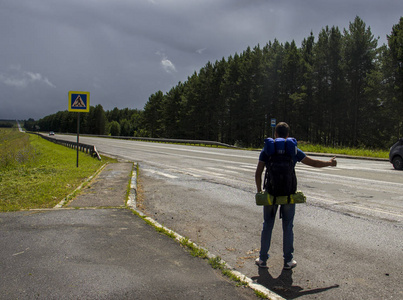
top-left (56, 135), bottom-right (403, 299)
top-left (0, 208), bottom-right (257, 300)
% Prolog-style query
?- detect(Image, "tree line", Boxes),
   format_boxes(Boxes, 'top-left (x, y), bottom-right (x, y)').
top-left (25, 106), bottom-right (145, 137)
top-left (29, 16), bottom-right (403, 149)
top-left (0, 121), bottom-right (14, 128)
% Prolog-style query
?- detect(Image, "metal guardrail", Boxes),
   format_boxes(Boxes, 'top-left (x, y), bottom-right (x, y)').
top-left (48, 132), bottom-right (239, 149)
top-left (30, 132), bottom-right (101, 160)
top-left (79, 134), bottom-right (239, 149)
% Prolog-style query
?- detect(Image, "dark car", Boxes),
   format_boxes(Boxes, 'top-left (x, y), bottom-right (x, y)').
top-left (389, 138), bottom-right (403, 170)
top-left (49, 131), bottom-right (55, 136)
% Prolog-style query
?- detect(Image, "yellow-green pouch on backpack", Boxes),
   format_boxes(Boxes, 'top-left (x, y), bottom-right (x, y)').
top-left (255, 191), bottom-right (306, 206)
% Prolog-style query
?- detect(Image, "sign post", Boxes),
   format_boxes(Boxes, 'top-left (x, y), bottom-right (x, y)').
top-left (271, 118), bottom-right (276, 138)
top-left (68, 91), bottom-right (90, 167)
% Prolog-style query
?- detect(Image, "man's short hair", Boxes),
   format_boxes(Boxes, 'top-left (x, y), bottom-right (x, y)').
top-left (275, 122), bottom-right (290, 138)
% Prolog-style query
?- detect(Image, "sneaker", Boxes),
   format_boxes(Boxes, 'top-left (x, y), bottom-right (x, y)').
top-left (255, 258), bottom-right (268, 268)
top-left (283, 259), bottom-right (297, 270)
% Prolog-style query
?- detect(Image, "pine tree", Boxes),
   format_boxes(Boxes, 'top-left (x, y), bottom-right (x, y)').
top-left (343, 16), bottom-right (378, 146)
top-left (143, 91), bottom-right (164, 137)
top-left (387, 17), bottom-right (403, 139)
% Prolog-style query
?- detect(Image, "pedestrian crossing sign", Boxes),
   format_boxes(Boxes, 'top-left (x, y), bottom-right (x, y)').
top-left (68, 91), bottom-right (90, 112)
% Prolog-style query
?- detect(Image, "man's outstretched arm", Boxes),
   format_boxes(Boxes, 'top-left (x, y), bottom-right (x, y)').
top-left (301, 156), bottom-right (337, 168)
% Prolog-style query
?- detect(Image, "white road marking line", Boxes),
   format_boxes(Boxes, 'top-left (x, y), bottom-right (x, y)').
top-left (187, 168), bottom-right (227, 179)
top-left (145, 169), bottom-right (178, 179)
top-left (297, 169), bottom-right (403, 188)
top-left (168, 168), bottom-right (202, 178)
top-left (240, 165), bottom-right (257, 170)
top-left (296, 166), bottom-right (324, 172)
top-left (224, 165), bottom-right (256, 173)
top-left (308, 195), bottom-right (403, 218)
top-left (206, 167), bottom-right (239, 174)
top-left (118, 140), bottom-right (258, 159)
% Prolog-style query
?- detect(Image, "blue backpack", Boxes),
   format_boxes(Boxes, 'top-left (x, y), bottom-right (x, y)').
top-left (263, 138), bottom-right (298, 202)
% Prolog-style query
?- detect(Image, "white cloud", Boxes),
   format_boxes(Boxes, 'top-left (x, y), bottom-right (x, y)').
top-left (161, 58), bottom-right (176, 73)
top-left (0, 67), bottom-right (55, 88)
top-left (25, 71), bottom-right (56, 88)
top-left (0, 75), bottom-right (26, 88)
top-left (196, 48), bottom-right (206, 54)
top-left (156, 52), bottom-right (176, 73)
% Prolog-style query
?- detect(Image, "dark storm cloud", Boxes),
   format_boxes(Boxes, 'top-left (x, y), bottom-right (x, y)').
top-left (0, 0), bottom-right (401, 120)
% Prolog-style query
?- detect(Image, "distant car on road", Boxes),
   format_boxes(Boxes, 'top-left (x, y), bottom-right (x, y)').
top-left (389, 138), bottom-right (403, 170)
top-left (49, 131), bottom-right (55, 136)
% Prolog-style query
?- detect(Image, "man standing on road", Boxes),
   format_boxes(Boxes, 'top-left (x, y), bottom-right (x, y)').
top-left (255, 122), bottom-right (337, 270)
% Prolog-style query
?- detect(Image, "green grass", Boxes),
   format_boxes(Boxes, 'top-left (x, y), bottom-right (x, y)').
top-left (207, 256), bottom-right (248, 287)
top-left (180, 237), bottom-right (208, 258)
top-left (0, 128), bottom-right (35, 169)
top-left (298, 142), bottom-right (389, 159)
top-left (248, 140), bottom-right (389, 159)
top-left (0, 129), bottom-right (116, 211)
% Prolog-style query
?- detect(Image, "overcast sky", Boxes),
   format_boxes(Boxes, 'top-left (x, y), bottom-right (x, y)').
top-left (1, 0), bottom-right (402, 120)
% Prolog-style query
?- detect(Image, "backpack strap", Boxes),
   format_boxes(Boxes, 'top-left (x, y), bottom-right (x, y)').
top-left (264, 138), bottom-right (275, 156)
top-left (285, 137), bottom-right (298, 157)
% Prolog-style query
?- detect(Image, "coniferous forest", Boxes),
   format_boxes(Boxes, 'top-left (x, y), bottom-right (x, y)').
top-left (29, 16), bottom-right (403, 149)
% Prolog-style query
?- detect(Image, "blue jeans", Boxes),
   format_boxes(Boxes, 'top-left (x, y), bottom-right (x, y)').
top-left (259, 204), bottom-right (295, 263)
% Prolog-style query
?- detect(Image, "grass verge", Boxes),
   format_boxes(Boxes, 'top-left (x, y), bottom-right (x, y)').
top-left (298, 142), bottom-right (389, 158)
top-left (208, 256), bottom-right (248, 287)
top-left (0, 130), bottom-right (116, 211)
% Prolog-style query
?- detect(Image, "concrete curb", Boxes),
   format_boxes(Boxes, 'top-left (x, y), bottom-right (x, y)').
top-left (126, 162), bottom-right (137, 209)
top-left (126, 162), bottom-right (286, 300)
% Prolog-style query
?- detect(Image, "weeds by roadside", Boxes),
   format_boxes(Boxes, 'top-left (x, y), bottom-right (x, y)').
top-left (0, 128), bottom-right (36, 169)
top-left (0, 129), bottom-right (115, 211)
top-left (298, 142), bottom-right (389, 158)
top-left (180, 237), bottom-right (208, 258)
top-left (207, 256), bottom-right (248, 287)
